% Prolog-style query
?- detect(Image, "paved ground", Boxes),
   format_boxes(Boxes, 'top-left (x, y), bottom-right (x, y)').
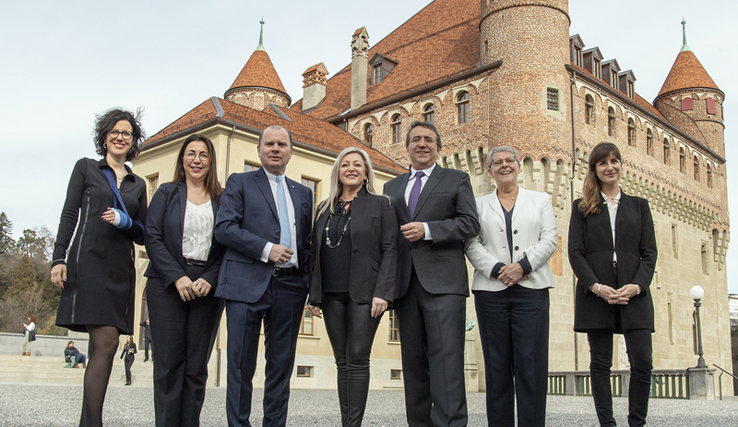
top-left (1, 383), bottom-right (737, 426)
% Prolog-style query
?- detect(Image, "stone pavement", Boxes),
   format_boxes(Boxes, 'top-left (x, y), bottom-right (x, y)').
top-left (1, 383), bottom-right (737, 426)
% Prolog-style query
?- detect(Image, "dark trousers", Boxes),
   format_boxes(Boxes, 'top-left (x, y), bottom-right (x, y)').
top-left (474, 285), bottom-right (549, 427)
top-left (143, 337), bottom-right (152, 361)
top-left (124, 357), bottom-right (134, 384)
top-left (395, 270), bottom-right (468, 427)
top-left (322, 292), bottom-right (382, 426)
top-left (147, 264), bottom-right (225, 427)
top-left (587, 329), bottom-right (653, 427)
top-left (225, 275), bottom-right (307, 427)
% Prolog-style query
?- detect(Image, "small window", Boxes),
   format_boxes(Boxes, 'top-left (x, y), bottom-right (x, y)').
top-left (627, 118), bottom-right (636, 146)
top-left (663, 139), bottom-right (670, 165)
top-left (390, 369), bottom-right (402, 380)
top-left (298, 305), bottom-right (313, 335)
top-left (593, 59), bottom-right (601, 79)
top-left (706, 97), bottom-right (716, 115)
top-left (646, 129), bottom-right (653, 156)
top-left (627, 81), bottom-right (635, 99)
top-left (585, 95), bottom-right (594, 125)
top-left (547, 88), bottom-right (559, 111)
top-left (363, 123), bottom-right (373, 148)
top-left (147, 174), bottom-right (159, 202)
top-left (701, 243), bottom-right (709, 274)
top-left (391, 114), bottom-right (402, 144)
top-left (679, 148), bottom-right (686, 173)
top-left (682, 97), bottom-right (693, 111)
top-left (301, 178), bottom-right (319, 217)
top-left (693, 156), bottom-right (700, 181)
top-left (456, 91), bottom-right (469, 124)
top-left (296, 366), bottom-right (313, 377)
top-left (372, 64), bottom-right (383, 85)
top-left (574, 47), bottom-right (582, 67)
top-left (423, 103), bottom-right (435, 124)
top-left (388, 310), bottom-right (400, 342)
top-left (607, 107), bottom-right (615, 137)
top-left (245, 162), bottom-right (260, 172)
top-left (707, 164), bottom-right (713, 188)
top-left (610, 70), bottom-right (618, 89)
top-left (672, 224), bottom-right (679, 259)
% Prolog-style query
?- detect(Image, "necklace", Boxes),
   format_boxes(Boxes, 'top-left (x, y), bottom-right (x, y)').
top-left (325, 201), bottom-right (351, 248)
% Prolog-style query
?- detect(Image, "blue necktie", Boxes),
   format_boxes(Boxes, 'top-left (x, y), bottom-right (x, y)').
top-left (276, 175), bottom-right (292, 265)
top-left (407, 171), bottom-right (425, 216)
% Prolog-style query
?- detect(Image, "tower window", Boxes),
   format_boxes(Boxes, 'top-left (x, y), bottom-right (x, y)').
top-left (423, 103), bottom-right (435, 124)
top-left (627, 118), bottom-right (636, 146)
top-left (456, 92), bottom-right (469, 124)
top-left (706, 97), bottom-right (716, 115)
top-left (585, 95), bottom-right (594, 125)
top-left (607, 107), bottom-right (615, 137)
top-left (679, 148), bottom-right (686, 174)
top-left (363, 123), bottom-right (373, 148)
top-left (682, 97), bottom-right (693, 111)
top-left (547, 88), bottom-right (559, 111)
top-left (391, 114), bottom-right (402, 144)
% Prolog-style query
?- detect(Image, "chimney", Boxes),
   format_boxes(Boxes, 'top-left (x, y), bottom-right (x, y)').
top-left (302, 63), bottom-right (329, 112)
top-left (350, 27), bottom-right (369, 110)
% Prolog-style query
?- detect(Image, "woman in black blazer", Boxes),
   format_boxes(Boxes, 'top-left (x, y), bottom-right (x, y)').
top-left (144, 134), bottom-right (225, 427)
top-left (308, 147), bottom-right (398, 426)
top-left (568, 142), bottom-right (657, 427)
top-left (120, 335), bottom-right (137, 385)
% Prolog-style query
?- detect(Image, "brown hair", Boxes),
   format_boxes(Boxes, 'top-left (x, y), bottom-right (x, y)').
top-left (28, 315), bottom-right (36, 323)
top-left (172, 134), bottom-right (223, 204)
top-left (578, 142), bottom-right (622, 217)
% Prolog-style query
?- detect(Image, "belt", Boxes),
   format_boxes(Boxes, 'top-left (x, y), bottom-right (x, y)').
top-left (272, 266), bottom-right (299, 277)
top-left (184, 258), bottom-right (207, 267)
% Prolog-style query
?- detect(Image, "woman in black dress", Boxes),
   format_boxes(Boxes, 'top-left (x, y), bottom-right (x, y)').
top-left (144, 134), bottom-right (225, 426)
top-left (307, 147), bottom-right (398, 426)
top-left (120, 335), bottom-right (137, 385)
top-left (568, 142), bottom-right (657, 427)
top-left (50, 108), bottom-right (147, 427)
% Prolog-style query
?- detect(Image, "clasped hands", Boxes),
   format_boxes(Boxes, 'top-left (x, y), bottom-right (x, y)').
top-left (498, 263), bottom-right (527, 287)
top-left (591, 283), bottom-right (641, 305)
top-left (175, 276), bottom-right (212, 302)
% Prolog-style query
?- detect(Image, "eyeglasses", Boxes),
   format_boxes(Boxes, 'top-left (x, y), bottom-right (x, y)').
top-left (185, 151), bottom-right (209, 161)
top-left (490, 157), bottom-right (517, 167)
top-left (109, 130), bottom-right (133, 140)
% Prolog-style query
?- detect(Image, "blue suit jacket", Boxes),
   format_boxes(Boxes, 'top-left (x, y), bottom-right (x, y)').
top-left (214, 168), bottom-right (313, 303)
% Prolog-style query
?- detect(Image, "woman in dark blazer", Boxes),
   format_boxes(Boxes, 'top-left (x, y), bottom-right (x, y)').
top-left (568, 142), bottom-right (657, 427)
top-left (144, 134), bottom-right (225, 427)
top-left (120, 335), bottom-right (137, 385)
top-left (307, 147), bottom-right (398, 427)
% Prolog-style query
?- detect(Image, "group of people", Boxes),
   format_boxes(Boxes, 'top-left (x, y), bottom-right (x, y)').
top-left (50, 107), bottom-right (657, 427)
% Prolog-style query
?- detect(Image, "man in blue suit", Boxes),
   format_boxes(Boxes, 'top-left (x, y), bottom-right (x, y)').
top-left (214, 125), bottom-right (313, 427)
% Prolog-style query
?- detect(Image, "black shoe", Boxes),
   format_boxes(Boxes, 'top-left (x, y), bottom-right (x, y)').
top-left (125, 382), bottom-right (131, 386)
top-left (143, 359), bottom-right (148, 362)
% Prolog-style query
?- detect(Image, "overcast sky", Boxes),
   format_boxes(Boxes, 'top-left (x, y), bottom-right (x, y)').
top-left (1, 1), bottom-right (736, 292)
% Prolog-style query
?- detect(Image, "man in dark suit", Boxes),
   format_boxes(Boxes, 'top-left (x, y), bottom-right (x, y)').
top-left (214, 125), bottom-right (312, 427)
top-left (383, 121), bottom-right (479, 427)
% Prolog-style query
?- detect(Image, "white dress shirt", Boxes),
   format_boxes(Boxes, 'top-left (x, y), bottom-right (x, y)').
top-left (404, 163), bottom-right (436, 240)
top-left (601, 188), bottom-right (621, 262)
top-left (260, 170), bottom-right (298, 267)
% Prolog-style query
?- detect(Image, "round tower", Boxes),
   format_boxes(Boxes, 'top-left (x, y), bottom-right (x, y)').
top-left (480, 0), bottom-right (571, 157)
top-left (653, 20), bottom-right (725, 157)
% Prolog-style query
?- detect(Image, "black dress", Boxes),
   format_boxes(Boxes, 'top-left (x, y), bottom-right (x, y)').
top-left (53, 158), bottom-right (147, 335)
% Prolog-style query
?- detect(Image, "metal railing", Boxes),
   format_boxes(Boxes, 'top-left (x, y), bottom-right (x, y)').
top-left (712, 364), bottom-right (738, 401)
top-left (650, 370), bottom-right (689, 399)
top-left (548, 369), bottom-right (690, 399)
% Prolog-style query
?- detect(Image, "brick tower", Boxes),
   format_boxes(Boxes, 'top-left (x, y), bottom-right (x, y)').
top-left (480, 0), bottom-right (571, 157)
top-left (653, 20), bottom-right (725, 157)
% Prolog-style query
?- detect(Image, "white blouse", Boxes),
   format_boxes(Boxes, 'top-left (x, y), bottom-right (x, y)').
top-left (182, 200), bottom-right (214, 262)
top-left (601, 189), bottom-right (621, 262)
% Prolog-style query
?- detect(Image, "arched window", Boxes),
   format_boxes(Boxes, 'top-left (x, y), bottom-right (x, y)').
top-left (681, 97), bottom-right (693, 111)
top-left (423, 103), bottom-right (435, 124)
top-left (646, 128), bottom-right (653, 156)
top-left (663, 138), bottom-right (670, 165)
top-left (707, 164), bottom-right (713, 188)
top-left (456, 92), bottom-right (469, 124)
top-left (363, 123), bottom-right (373, 148)
top-left (679, 147), bottom-right (686, 173)
top-left (627, 118), bottom-right (636, 146)
top-left (585, 94), bottom-right (594, 125)
top-left (693, 156), bottom-right (700, 181)
top-left (607, 107), bottom-right (615, 137)
top-left (391, 114), bottom-right (402, 144)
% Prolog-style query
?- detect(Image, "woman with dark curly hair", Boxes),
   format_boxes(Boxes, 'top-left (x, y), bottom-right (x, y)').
top-left (50, 108), bottom-right (147, 427)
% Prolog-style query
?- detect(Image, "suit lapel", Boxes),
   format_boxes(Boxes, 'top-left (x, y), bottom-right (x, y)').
top-left (489, 190), bottom-right (505, 221)
top-left (177, 184), bottom-right (187, 235)
top-left (286, 176), bottom-right (303, 236)
top-left (255, 168), bottom-right (279, 221)
top-left (412, 166), bottom-right (443, 220)
top-left (511, 186), bottom-right (527, 222)
top-left (390, 173), bottom-right (412, 222)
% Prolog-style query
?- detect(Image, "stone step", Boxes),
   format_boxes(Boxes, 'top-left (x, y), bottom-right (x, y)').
top-left (0, 354), bottom-right (155, 386)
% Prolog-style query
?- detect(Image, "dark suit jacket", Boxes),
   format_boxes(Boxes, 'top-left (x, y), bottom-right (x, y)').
top-left (214, 168), bottom-right (312, 303)
top-left (144, 182), bottom-right (225, 288)
top-left (383, 166), bottom-right (479, 299)
top-left (308, 188), bottom-right (398, 306)
top-left (568, 192), bottom-right (657, 332)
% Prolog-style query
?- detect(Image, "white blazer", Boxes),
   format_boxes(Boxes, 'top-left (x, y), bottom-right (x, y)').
top-left (465, 186), bottom-right (557, 292)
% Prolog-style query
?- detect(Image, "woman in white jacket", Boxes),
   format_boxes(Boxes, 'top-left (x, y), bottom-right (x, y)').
top-left (465, 146), bottom-right (557, 427)
top-left (22, 315), bottom-right (36, 356)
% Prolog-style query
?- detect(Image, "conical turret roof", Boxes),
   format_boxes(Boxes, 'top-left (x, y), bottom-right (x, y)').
top-left (656, 20), bottom-right (720, 98)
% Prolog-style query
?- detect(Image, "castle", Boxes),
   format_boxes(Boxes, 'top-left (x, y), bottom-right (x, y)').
top-left (132, 0), bottom-right (732, 396)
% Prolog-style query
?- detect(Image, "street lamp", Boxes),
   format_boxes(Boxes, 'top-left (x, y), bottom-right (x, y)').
top-left (689, 285), bottom-right (707, 369)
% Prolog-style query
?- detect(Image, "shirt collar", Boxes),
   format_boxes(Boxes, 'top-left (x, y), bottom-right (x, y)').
top-left (263, 169), bottom-right (285, 184)
top-left (410, 163), bottom-right (436, 179)
top-left (601, 188), bottom-right (622, 204)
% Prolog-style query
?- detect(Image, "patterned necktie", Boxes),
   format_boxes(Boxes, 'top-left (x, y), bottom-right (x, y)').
top-left (276, 175), bottom-right (292, 264)
top-left (407, 171), bottom-right (425, 216)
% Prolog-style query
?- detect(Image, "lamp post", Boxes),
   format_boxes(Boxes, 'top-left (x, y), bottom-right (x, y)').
top-left (689, 285), bottom-right (707, 369)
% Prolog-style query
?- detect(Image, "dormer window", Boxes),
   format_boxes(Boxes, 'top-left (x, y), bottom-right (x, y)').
top-left (369, 53), bottom-right (398, 85)
top-left (372, 64), bottom-right (383, 84)
top-left (618, 70), bottom-right (636, 100)
top-left (574, 47), bottom-right (582, 67)
top-left (593, 59), bottom-right (601, 78)
top-left (569, 35), bottom-right (585, 67)
top-left (583, 47), bottom-right (603, 79)
top-left (610, 70), bottom-right (618, 89)
top-left (682, 97), bottom-right (693, 111)
top-left (627, 81), bottom-right (635, 99)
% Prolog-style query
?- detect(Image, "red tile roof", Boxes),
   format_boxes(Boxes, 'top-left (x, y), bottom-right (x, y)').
top-left (227, 50), bottom-right (289, 96)
top-left (144, 98), bottom-right (405, 174)
top-left (292, 0), bottom-right (481, 120)
top-left (657, 49), bottom-right (720, 97)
